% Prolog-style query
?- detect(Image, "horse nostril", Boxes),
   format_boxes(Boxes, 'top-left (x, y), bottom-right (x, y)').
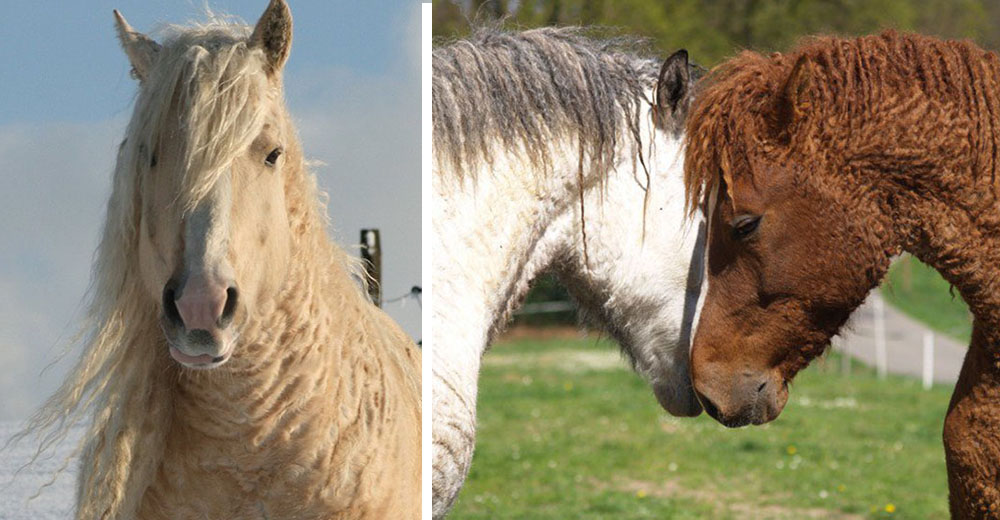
top-left (757, 380), bottom-right (768, 393)
top-left (219, 286), bottom-right (239, 327)
top-left (162, 282), bottom-right (183, 328)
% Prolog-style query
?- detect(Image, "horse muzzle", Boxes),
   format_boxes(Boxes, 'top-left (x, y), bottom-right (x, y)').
top-left (692, 366), bottom-right (789, 428)
top-left (161, 275), bottom-right (239, 369)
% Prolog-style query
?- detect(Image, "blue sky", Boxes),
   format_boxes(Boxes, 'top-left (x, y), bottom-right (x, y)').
top-left (0, 1), bottom-right (414, 123)
top-left (0, 0), bottom-right (422, 420)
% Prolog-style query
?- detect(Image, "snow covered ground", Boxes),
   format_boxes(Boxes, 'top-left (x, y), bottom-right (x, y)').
top-left (0, 421), bottom-right (79, 519)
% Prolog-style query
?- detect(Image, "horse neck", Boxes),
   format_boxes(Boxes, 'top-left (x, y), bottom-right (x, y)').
top-left (432, 140), bottom-right (610, 360)
top-left (433, 119), bottom-right (689, 349)
top-left (836, 62), bottom-right (1000, 336)
top-left (903, 182), bottom-right (1000, 341)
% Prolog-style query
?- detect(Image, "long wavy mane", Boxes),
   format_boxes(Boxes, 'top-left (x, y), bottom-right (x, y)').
top-left (433, 26), bottom-right (660, 180)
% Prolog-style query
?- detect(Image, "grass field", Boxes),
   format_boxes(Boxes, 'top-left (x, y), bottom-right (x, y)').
top-left (451, 336), bottom-right (954, 519)
top-left (882, 255), bottom-right (972, 342)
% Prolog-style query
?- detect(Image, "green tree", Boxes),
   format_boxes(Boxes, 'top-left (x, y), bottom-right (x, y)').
top-left (432, 0), bottom-right (1000, 65)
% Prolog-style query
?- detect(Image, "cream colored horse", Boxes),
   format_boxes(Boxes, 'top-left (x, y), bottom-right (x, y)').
top-left (23, 1), bottom-right (420, 518)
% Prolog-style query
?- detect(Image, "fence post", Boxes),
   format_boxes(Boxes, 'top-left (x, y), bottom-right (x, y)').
top-left (873, 294), bottom-right (887, 380)
top-left (838, 336), bottom-right (851, 376)
top-left (922, 332), bottom-right (935, 390)
top-left (360, 229), bottom-right (382, 307)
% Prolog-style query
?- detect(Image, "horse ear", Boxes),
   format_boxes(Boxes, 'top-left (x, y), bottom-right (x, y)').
top-left (250, 0), bottom-right (293, 76)
top-left (113, 10), bottom-right (160, 82)
top-left (770, 54), bottom-right (813, 138)
top-left (654, 49), bottom-right (691, 129)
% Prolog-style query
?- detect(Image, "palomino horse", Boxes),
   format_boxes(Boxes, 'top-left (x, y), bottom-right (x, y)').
top-left (432, 27), bottom-right (704, 517)
top-left (22, 1), bottom-right (420, 518)
top-left (684, 30), bottom-right (1000, 518)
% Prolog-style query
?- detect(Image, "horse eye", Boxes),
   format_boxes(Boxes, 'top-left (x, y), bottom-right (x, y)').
top-left (265, 147), bottom-right (283, 167)
top-left (731, 215), bottom-right (761, 241)
top-left (150, 153), bottom-right (158, 168)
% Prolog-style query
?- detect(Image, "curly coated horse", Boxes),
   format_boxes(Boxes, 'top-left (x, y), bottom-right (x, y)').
top-left (685, 30), bottom-right (1000, 517)
top-left (18, 2), bottom-right (420, 517)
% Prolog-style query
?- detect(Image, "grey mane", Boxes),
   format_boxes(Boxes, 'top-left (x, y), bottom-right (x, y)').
top-left (433, 26), bottom-right (660, 179)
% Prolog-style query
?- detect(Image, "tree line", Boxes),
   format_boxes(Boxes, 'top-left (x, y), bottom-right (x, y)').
top-left (433, 0), bottom-right (1000, 66)
top-left (433, 0), bottom-right (1000, 326)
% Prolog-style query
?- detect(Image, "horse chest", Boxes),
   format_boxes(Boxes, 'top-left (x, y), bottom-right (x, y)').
top-left (141, 463), bottom-right (364, 519)
top-left (142, 427), bottom-right (383, 519)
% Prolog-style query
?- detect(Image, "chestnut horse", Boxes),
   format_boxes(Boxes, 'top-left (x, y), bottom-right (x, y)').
top-left (684, 30), bottom-right (1000, 517)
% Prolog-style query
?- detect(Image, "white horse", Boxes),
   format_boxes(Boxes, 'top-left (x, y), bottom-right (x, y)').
top-left (431, 27), bottom-right (705, 517)
top-left (20, 2), bottom-right (420, 518)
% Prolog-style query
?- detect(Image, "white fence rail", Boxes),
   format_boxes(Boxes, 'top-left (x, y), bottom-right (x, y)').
top-left (520, 293), bottom-right (964, 388)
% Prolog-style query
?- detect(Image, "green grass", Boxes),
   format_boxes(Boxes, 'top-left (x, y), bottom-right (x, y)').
top-left (451, 336), bottom-right (953, 519)
top-left (882, 255), bottom-right (972, 342)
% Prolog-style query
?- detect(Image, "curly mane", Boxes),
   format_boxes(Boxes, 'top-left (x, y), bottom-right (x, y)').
top-left (684, 29), bottom-right (1000, 213)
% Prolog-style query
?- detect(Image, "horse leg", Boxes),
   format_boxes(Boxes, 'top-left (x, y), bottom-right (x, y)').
top-left (431, 348), bottom-right (481, 519)
top-left (944, 325), bottom-right (1000, 518)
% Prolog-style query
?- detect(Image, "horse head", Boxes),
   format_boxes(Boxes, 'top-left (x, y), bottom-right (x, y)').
top-left (114, 0), bottom-right (300, 369)
top-left (556, 50), bottom-right (706, 417)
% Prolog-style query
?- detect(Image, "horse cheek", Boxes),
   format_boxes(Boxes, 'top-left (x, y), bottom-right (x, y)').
top-left (241, 180), bottom-right (292, 309)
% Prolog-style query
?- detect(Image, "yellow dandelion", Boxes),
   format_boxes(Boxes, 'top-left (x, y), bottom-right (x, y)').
top-left (636, 490), bottom-right (647, 498)
top-left (786, 445), bottom-right (797, 455)
top-left (837, 484), bottom-right (846, 492)
top-left (885, 503), bottom-right (896, 513)
top-left (563, 381), bottom-right (573, 391)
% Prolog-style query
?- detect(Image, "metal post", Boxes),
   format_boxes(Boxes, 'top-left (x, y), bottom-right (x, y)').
top-left (360, 229), bottom-right (382, 307)
top-left (922, 332), bottom-right (935, 390)
top-left (873, 294), bottom-right (887, 380)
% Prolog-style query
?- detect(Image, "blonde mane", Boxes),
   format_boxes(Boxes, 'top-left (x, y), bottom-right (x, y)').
top-left (129, 20), bottom-right (271, 213)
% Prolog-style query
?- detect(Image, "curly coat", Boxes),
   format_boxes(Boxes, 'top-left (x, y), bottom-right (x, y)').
top-left (685, 30), bottom-right (1000, 517)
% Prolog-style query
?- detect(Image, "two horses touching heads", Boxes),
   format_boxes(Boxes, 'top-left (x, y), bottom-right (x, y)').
top-left (431, 25), bottom-right (1000, 517)
top-left (19, 1), bottom-right (1000, 515)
